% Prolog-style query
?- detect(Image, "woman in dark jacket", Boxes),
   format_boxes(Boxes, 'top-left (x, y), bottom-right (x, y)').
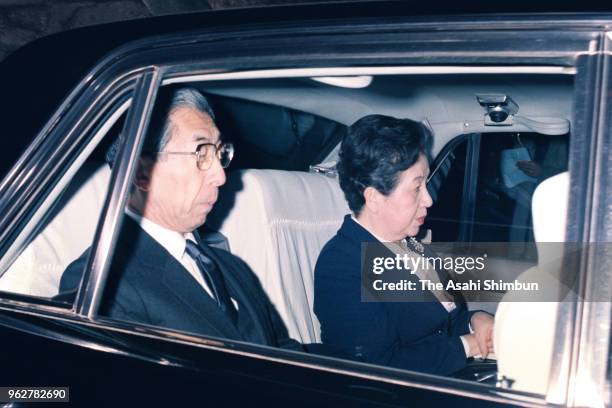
top-left (314, 115), bottom-right (494, 375)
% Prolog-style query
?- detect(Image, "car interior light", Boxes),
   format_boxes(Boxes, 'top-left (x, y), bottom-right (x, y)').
top-left (310, 75), bottom-right (373, 88)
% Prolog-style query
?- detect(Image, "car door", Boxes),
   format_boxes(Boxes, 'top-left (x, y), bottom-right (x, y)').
top-left (0, 12), bottom-right (608, 407)
top-left (73, 21), bottom-right (604, 401)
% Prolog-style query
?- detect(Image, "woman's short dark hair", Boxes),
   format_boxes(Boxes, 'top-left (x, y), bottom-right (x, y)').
top-left (337, 114), bottom-right (431, 216)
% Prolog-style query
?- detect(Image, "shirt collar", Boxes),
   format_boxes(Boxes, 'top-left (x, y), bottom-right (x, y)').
top-left (125, 207), bottom-right (196, 262)
top-left (350, 214), bottom-right (406, 245)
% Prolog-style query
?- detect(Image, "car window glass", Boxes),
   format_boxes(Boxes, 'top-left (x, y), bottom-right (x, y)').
top-left (427, 132), bottom-right (569, 249)
top-left (474, 132), bottom-right (569, 251)
top-left (427, 137), bottom-right (468, 242)
top-left (0, 111), bottom-right (126, 302)
top-left (94, 74), bottom-right (575, 401)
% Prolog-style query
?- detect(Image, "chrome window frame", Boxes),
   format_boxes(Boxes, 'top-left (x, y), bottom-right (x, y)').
top-left (0, 100), bottom-right (131, 287)
top-left (557, 32), bottom-right (612, 408)
top-left (76, 69), bottom-right (161, 317)
top-left (0, 72), bottom-right (144, 305)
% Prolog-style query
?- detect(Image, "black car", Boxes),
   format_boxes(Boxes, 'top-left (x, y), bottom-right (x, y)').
top-left (0, 3), bottom-right (610, 406)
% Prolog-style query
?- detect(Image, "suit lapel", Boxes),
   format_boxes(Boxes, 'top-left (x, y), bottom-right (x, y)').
top-left (160, 259), bottom-right (242, 339)
top-left (123, 217), bottom-right (243, 340)
top-left (339, 215), bottom-right (446, 306)
top-left (193, 232), bottom-right (270, 344)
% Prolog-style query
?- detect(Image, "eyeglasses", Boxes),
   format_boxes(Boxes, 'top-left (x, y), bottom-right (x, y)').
top-left (155, 142), bottom-right (234, 170)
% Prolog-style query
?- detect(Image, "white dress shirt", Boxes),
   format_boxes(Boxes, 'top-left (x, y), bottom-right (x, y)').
top-left (125, 207), bottom-right (215, 298)
top-left (125, 209), bottom-right (240, 310)
top-left (350, 215), bottom-right (471, 356)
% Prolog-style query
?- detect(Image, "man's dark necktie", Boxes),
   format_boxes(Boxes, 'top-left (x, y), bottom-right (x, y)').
top-left (185, 240), bottom-right (238, 324)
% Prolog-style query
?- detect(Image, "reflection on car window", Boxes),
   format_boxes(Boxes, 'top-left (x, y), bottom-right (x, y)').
top-left (427, 132), bottom-right (569, 251)
top-left (0, 114), bottom-right (124, 300)
top-left (474, 132), bottom-right (569, 253)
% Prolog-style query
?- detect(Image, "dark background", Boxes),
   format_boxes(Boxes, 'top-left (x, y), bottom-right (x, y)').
top-left (0, 0), bottom-right (358, 62)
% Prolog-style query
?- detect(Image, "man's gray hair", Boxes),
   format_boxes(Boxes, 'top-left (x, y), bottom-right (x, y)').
top-left (106, 87), bottom-right (215, 166)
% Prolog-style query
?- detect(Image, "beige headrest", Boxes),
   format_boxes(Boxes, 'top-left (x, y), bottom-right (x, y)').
top-left (207, 169), bottom-right (349, 343)
top-left (494, 171), bottom-right (568, 395)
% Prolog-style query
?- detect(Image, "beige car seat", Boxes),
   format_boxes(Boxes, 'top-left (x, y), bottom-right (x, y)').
top-left (0, 163), bottom-right (111, 297)
top-left (494, 171), bottom-right (569, 394)
top-left (207, 169), bottom-right (350, 343)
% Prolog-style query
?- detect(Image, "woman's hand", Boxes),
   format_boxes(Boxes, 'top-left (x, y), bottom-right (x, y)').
top-left (470, 312), bottom-right (495, 358)
top-left (463, 334), bottom-right (479, 357)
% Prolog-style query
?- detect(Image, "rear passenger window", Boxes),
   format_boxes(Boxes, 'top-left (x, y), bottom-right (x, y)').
top-left (475, 133), bottom-right (568, 242)
top-left (427, 132), bottom-right (569, 252)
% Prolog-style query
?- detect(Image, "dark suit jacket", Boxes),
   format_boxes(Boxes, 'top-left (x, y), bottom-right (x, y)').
top-left (314, 215), bottom-right (477, 375)
top-left (59, 217), bottom-right (300, 350)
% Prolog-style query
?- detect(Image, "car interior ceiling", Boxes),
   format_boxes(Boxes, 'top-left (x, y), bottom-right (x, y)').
top-left (199, 73), bottom-right (573, 157)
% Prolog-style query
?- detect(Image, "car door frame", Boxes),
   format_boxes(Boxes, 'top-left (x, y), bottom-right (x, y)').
top-left (555, 31), bottom-right (612, 408)
top-left (86, 19), bottom-right (606, 406)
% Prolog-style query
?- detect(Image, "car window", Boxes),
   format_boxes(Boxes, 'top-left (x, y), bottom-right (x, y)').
top-left (0, 104), bottom-right (127, 302)
top-left (428, 133), bottom-right (569, 242)
top-left (89, 71), bottom-right (577, 401)
top-left (0, 13), bottom-right (606, 406)
top-left (474, 132), bottom-right (569, 247)
top-left (428, 132), bottom-right (570, 247)
top-left (426, 136), bottom-right (468, 242)
top-left (15, 65), bottom-right (572, 408)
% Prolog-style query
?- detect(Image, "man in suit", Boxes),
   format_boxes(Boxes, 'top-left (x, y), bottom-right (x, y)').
top-left (60, 87), bottom-right (300, 349)
top-left (314, 115), bottom-right (495, 375)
